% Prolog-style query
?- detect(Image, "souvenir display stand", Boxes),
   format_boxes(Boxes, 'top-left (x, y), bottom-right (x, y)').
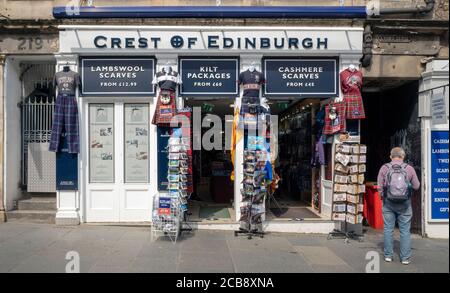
top-left (328, 142), bottom-right (367, 243)
top-left (235, 146), bottom-right (267, 239)
top-left (151, 126), bottom-right (192, 243)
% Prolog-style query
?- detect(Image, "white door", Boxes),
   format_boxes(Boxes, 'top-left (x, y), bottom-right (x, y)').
top-left (85, 102), bottom-right (152, 222)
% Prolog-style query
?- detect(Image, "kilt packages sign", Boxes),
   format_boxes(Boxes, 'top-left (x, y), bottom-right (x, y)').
top-left (179, 58), bottom-right (239, 96)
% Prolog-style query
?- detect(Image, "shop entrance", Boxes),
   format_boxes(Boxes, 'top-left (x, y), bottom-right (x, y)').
top-left (184, 99), bottom-right (236, 222)
top-left (84, 102), bottom-right (152, 222)
top-left (266, 99), bottom-right (323, 220)
top-left (361, 80), bottom-right (422, 234)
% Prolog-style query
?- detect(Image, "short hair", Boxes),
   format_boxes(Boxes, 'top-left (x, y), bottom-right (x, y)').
top-left (390, 147), bottom-right (406, 159)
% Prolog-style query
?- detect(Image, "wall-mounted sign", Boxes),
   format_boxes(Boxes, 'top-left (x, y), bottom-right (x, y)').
top-left (430, 130), bottom-right (449, 222)
top-left (80, 57), bottom-right (155, 96)
top-left (92, 35), bottom-right (328, 51)
top-left (179, 58), bottom-right (239, 96)
top-left (263, 58), bottom-right (338, 97)
top-left (56, 134), bottom-right (78, 191)
top-left (0, 33), bottom-right (58, 54)
top-left (431, 87), bottom-right (448, 126)
top-left (60, 27), bottom-right (364, 54)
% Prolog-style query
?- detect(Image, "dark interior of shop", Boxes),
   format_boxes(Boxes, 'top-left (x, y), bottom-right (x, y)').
top-left (267, 99), bottom-right (322, 220)
top-left (361, 80), bottom-right (422, 233)
top-left (184, 98), bottom-right (235, 221)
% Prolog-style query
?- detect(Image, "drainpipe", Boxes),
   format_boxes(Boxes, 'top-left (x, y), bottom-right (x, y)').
top-left (379, 0), bottom-right (435, 15)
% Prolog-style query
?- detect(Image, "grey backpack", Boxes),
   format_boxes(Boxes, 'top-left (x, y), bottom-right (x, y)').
top-left (384, 163), bottom-right (410, 202)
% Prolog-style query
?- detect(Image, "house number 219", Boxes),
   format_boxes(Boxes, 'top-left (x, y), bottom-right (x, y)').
top-left (17, 37), bottom-right (43, 51)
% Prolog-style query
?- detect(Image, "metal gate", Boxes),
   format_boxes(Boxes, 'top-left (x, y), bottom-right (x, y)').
top-left (19, 62), bottom-right (55, 188)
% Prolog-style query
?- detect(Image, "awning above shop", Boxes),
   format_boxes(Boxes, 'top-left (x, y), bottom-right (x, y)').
top-left (53, 6), bottom-right (367, 19)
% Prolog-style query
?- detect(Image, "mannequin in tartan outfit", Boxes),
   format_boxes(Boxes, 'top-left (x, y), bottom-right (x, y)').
top-left (152, 65), bottom-right (181, 126)
top-left (49, 66), bottom-right (81, 154)
top-left (340, 65), bottom-right (365, 120)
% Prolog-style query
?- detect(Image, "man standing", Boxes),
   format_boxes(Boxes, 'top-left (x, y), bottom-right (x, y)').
top-left (377, 147), bottom-right (420, 265)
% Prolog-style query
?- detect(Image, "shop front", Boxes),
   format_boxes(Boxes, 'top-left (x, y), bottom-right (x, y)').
top-left (52, 25), bottom-right (364, 233)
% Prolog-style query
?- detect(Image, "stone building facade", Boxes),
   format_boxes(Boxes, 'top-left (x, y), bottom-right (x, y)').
top-left (0, 0), bottom-right (448, 238)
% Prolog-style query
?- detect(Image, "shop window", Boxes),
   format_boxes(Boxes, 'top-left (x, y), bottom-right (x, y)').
top-left (124, 103), bottom-right (150, 183)
top-left (89, 104), bottom-right (114, 183)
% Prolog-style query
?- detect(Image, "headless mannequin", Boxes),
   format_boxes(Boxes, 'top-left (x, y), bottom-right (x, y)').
top-left (49, 64), bottom-right (81, 153)
top-left (151, 63), bottom-right (181, 125)
top-left (336, 64), bottom-right (359, 103)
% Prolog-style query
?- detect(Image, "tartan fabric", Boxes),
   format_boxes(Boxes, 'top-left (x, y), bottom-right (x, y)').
top-left (152, 90), bottom-right (177, 126)
top-left (323, 102), bottom-right (347, 135)
top-left (49, 94), bottom-right (79, 153)
top-left (344, 94), bottom-right (366, 119)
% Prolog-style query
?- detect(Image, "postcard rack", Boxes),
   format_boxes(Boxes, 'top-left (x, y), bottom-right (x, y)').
top-left (151, 136), bottom-right (190, 243)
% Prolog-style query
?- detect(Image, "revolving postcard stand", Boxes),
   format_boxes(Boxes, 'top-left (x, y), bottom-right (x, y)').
top-left (328, 142), bottom-right (367, 243)
top-left (151, 128), bottom-right (192, 243)
top-left (234, 119), bottom-right (269, 240)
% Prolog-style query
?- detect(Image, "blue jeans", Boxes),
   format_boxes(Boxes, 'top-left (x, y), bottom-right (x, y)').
top-left (382, 198), bottom-right (412, 261)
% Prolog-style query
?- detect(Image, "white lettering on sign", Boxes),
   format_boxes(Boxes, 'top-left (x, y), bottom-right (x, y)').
top-left (187, 73), bottom-right (231, 79)
top-left (199, 66), bottom-right (218, 72)
top-left (434, 188), bottom-right (449, 193)
top-left (432, 149), bottom-right (449, 154)
top-left (434, 198), bottom-right (449, 202)
top-left (91, 65), bottom-right (145, 72)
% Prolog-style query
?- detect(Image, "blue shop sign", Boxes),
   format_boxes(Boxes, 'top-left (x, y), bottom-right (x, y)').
top-left (179, 58), bottom-right (239, 96)
top-left (56, 133), bottom-right (78, 191)
top-left (430, 130), bottom-right (449, 221)
top-left (264, 58), bottom-right (338, 97)
top-left (80, 57), bottom-right (155, 96)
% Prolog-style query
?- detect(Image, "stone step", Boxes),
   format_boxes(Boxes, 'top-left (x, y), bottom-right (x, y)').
top-left (6, 210), bottom-right (56, 224)
top-left (27, 193), bottom-right (56, 198)
top-left (18, 197), bottom-right (56, 211)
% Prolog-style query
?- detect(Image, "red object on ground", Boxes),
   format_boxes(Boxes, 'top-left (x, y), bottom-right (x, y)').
top-left (364, 184), bottom-right (384, 230)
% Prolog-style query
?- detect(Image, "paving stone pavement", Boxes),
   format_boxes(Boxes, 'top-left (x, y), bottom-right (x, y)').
top-left (0, 222), bottom-right (448, 273)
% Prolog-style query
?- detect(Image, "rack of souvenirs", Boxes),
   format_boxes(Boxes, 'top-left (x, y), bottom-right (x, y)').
top-left (151, 129), bottom-right (192, 243)
top-left (235, 135), bottom-right (269, 239)
top-left (328, 142), bottom-right (367, 242)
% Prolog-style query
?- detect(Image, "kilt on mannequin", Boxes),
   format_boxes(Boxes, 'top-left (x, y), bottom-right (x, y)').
top-left (152, 89), bottom-right (177, 126)
top-left (151, 66), bottom-right (181, 126)
top-left (340, 65), bottom-right (366, 120)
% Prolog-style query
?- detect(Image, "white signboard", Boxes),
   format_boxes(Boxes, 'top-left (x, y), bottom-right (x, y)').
top-left (431, 86), bottom-right (449, 126)
top-left (59, 25), bottom-right (363, 54)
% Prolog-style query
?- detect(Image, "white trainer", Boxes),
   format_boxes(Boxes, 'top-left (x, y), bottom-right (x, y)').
top-left (384, 257), bottom-right (393, 262)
